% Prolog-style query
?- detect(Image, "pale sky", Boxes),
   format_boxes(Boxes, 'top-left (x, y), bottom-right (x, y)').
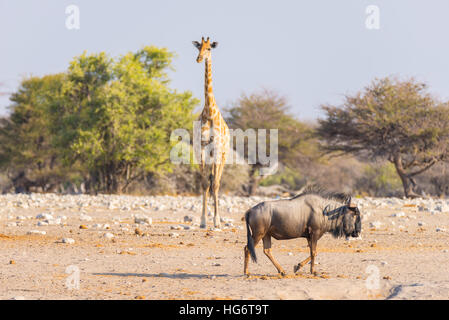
top-left (1, 0), bottom-right (449, 120)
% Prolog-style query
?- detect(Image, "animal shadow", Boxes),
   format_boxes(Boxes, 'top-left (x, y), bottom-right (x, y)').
top-left (92, 272), bottom-right (231, 279)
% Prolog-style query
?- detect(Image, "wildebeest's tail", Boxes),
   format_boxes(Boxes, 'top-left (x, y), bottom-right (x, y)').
top-left (245, 210), bottom-right (257, 263)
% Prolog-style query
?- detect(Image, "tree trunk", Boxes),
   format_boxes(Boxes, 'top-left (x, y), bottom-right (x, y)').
top-left (248, 165), bottom-right (262, 196)
top-left (393, 155), bottom-right (419, 198)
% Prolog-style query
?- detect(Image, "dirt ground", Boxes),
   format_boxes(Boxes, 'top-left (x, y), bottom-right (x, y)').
top-left (1, 194), bottom-right (449, 300)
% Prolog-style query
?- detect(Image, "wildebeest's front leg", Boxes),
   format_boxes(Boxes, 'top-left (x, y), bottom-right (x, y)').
top-left (263, 235), bottom-right (286, 276)
top-left (293, 255), bottom-right (311, 273)
top-left (309, 234), bottom-right (319, 275)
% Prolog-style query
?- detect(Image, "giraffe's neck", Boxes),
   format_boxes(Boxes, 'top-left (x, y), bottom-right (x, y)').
top-left (204, 57), bottom-right (216, 111)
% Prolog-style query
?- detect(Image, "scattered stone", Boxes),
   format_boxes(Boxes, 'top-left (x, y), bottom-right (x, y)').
top-left (62, 238), bottom-right (75, 244)
top-left (134, 215), bottom-right (152, 225)
top-left (27, 230), bottom-right (46, 235)
top-left (169, 232), bottom-right (179, 238)
top-left (104, 232), bottom-right (114, 239)
top-left (369, 221), bottom-right (383, 229)
top-left (36, 213), bottom-right (53, 220)
top-left (80, 214), bottom-right (93, 222)
top-left (391, 212), bottom-right (405, 217)
top-left (79, 225), bottom-right (88, 229)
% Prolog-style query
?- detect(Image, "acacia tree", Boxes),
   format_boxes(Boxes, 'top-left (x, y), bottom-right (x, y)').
top-left (1, 46), bottom-right (198, 194)
top-left (0, 74), bottom-right (73, 192)
top-left (317, 77), bottom-right (449, 198)
top-left (51, 47), bottom-right (198, 193)
top-left (225, 89), bottom-right (315, 195)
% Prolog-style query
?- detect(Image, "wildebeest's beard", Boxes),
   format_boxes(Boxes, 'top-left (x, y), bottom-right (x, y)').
top-left (353, 211), bottom-right (362, 237)
top-left (324, 206), bottom-right (358, 238)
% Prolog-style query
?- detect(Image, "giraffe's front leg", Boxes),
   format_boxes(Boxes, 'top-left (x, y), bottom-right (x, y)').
top-left (201, 187), bottom-right (209, 229)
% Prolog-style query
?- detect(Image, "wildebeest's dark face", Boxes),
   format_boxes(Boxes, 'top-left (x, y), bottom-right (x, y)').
top-left (343, 206), bottom-right (362, 237)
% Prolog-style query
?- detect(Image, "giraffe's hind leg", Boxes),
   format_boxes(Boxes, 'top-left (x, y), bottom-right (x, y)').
top-left (212, 154), bottom-right (228, 229)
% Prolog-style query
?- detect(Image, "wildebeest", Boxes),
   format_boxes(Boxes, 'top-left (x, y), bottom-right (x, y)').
top-left (244, 189), bottom-right (362, 276)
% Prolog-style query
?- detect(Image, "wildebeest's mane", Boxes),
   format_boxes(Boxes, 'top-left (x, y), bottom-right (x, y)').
top-left (291, 185), bottom-right (351, 204)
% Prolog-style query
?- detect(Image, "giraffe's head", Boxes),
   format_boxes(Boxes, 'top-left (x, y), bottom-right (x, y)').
top-left (192, 37), bottom-right (218, 63)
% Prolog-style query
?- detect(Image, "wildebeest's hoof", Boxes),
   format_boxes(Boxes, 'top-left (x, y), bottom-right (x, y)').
top-left (279, 271), bottom-right (286, 277)
top-left (293, 264), bottom-right (300, 273)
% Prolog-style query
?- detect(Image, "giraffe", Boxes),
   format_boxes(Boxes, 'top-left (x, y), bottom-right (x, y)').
top-left (192, 37), bottom-right (230, 229)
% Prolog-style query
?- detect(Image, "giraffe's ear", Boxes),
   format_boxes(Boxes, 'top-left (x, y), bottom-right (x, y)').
top-left (211, 42), bottom-right (218, 49)
top-left (192, 41), bottom-right (201, 49)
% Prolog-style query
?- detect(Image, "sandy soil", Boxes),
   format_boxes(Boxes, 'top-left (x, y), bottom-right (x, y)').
top-left (1, 194), bottom-right (448, 300)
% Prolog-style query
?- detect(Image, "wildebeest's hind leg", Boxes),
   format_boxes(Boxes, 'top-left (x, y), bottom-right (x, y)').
top-left (263, 235), bottom-right (286, 276)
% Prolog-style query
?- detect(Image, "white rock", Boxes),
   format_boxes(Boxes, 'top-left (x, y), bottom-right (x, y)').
top-left (7, 222), bottom-right (18, 227)
top-left (103, 232), bottom-right (114, 239)
top-left (134, 215), bottom-right (152, 225)
top-left (80, 214), bottom-right (92, 222)
top-left (27, 230), bottom-right (46, 235)
top-left (36, 213), bottom-right (53, 220)
top-left (369, 221), bottom-right (383, 229)
top-left (418, 222), bottom-right (425, 226)
top-left (183, 215), bottom-right (196, 223)
top-left (169, 232), bottom-right (179, 238)
top-left (37, 221), bottom-right (49, 226)
top-left (391, 212), bottom-right (405, 217)
top-left (436, 227), bottom-right (446, 232)
top-left (62, 238), bottom-right (75, 244)
top-left (46, 218), bottom-right (61, 225)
